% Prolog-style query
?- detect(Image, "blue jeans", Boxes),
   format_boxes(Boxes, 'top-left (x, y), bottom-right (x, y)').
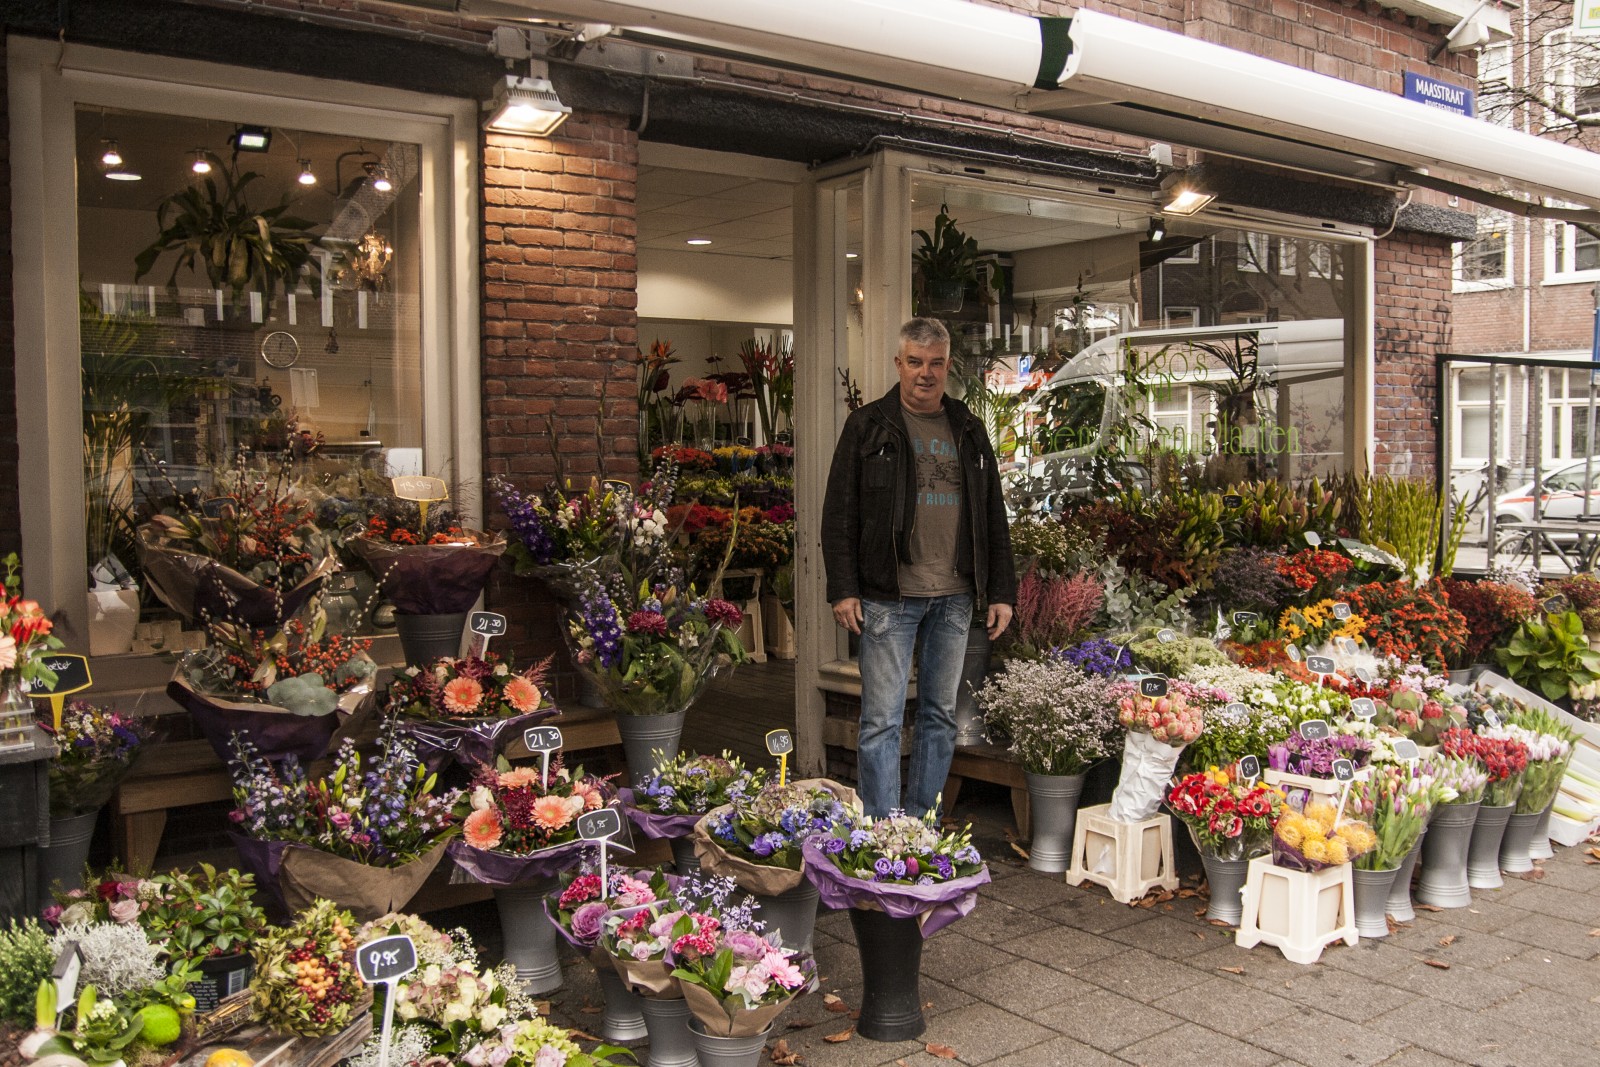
top-left (857, 593), bottom-right (974, 818)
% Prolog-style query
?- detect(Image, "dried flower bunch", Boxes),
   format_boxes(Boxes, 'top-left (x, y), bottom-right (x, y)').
top-left (975, 657), bottom-right (1121, 776)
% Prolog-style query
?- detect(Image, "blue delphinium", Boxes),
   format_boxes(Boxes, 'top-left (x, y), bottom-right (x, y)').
top-left (490, 476), bottom-right (555, 564)
top-left (1050, 637), bottom-right (1131, 677)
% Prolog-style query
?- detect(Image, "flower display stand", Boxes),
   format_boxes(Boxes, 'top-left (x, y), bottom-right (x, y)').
top-left (1064, 803), bottom-right (1177, 904)
top-left (1235, 856), bottom-right (1357, 965)
top-left (1263, 767), bottom-right (1372, 806)
top-left (762, 595), bottom-right (796, 660)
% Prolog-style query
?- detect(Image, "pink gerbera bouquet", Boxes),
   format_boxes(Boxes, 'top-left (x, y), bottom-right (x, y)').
top-left (388, 653), bottom-right (552, 722)
top-left (456, 756), bottom-right (612, 856)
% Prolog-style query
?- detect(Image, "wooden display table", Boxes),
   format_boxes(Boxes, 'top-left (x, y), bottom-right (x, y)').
top-left (174, 1011), bottom-right (371, 1067)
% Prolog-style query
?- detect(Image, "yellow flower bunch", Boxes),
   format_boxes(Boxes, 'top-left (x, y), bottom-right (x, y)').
top-left (1274, 799), bottom-right (1376, 868)
top-left (1277, 599), bottom-right (1367, 646)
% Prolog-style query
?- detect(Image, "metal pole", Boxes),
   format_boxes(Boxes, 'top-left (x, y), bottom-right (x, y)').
top-left (1488, 362), bottom-right (1499, 564)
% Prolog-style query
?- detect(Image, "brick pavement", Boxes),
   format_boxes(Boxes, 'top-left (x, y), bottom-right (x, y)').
top-left (540, 802), bottom-right (1600, 1067)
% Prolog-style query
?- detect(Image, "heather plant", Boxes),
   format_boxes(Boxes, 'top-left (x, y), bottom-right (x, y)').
top-left (1204, 546), bottom-right (1291, 617)
top-left (975, 658), bottom-right (1122, 775)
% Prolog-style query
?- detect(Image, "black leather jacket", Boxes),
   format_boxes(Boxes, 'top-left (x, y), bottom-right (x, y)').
top-left (822, 385), bottom-right (1016, 608)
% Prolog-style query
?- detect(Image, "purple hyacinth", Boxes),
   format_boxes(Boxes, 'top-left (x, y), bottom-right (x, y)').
top-left (581, 588), bottom-right (624, 669)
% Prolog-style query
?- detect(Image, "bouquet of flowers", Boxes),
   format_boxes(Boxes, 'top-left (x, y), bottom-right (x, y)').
top-left (388, 653), bottom-right (556, 773)
top-left (599, 873), bottom-right (741, 998)
top-left (450, 757), bottom-right (612, 884)
top-left (801, 807), bottom-right (989, 935)
top-left (670, 911), bottom-right (811, 1038)
top-left (546, 865), bottom-right (668, 967)
top-left (1166, 768), bottom-right (1283, 860)
top-left (137, 473), bottom-right (336, 628)
top-left (41, 699), bottom-right (147, 818)
top-left (249, 898), bottom-right (364, 1037)
top-left (0, 552), bottom-right (64, 694)
top-left (228, 717), bottom-right (462, 919)
top-left (170, 615), bottom-right (377, 763)
top-left (1107, 681), bottom-right (1206, 821)
top-left (567, 579), bottom-right (748, 717)
top-left (426, 1017), bottom-right (634, 1067)
top-left (42, 870), bottom-right (157, 928)
top-left (974, 658), bottom-right (1122, 776)
top-left (491, 475), bottom-right (629, 598)
top-left (1440, 726), bottom-right (1528, 808)
top-left (1276, 598), bottom-right (1366, 650)
top-left (695, 780), bottom-right (852, 896)
top-left (1503, 706), bottom-right (1579, 814)
top-left (623, 751), bottom-right (766, 841)
top-left (348, 489), bottom-right (506, 615)
top-left (1272, 800), bottom-right (1377, 872)
top-left (1266, 732), bottom-right (1374, 777)
top-left (1427, 754), bottom-right (1489, 806)
top-left (1345, 763), bottom-right (1449, 871)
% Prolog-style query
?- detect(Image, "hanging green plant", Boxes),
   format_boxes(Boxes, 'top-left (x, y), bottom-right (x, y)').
top-left (133, 153), bottom-right (322, 304)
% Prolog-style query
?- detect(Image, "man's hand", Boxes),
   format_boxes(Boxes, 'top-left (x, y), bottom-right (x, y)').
top-left (833, 597), bottom-right (863, 635)
top-left (986, 602), bottom-right (1013, 640)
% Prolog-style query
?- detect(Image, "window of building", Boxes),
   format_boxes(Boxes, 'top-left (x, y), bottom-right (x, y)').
top-left (1163, 306), bottom-right (1200, 328)
top-left (1549, 220), bottom-right (1600, 279)
top-left (1547, 30), bottom-right (1600, 127)
top-left (1477, 42), bottom-right (1515, 127)
top-left (1543, 368), bottom-right (1600, 462)
top-left (1237, 233), bottom-right (1295, 275)
top-left (1454, 212), bottom-right (1511, 288)
top-left (1451, 366), bottom-right (1511, 466)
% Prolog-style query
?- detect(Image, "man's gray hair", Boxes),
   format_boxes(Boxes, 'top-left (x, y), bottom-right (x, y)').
top-left (899, 317), bottom-right (950, 353)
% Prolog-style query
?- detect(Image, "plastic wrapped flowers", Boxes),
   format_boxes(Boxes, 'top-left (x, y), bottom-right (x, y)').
top-left (625, 750), bottom-right (767, 840)
top-left (1166, 768), bottom-right (1284, 861)
top-left (699, 780), bottom-right (851, 874)
top-left (1272, 800), bottom-right (1377, 872)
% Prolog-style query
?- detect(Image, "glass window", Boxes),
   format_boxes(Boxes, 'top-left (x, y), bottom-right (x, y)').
top-left (77, 106), bottom-right (423, 635)
top-left (1551, 220), bottom-right (1600, 277)
top-left (1544, 368), bottom-right (1600, 462)
top-left (1477, 43), bottom-right (1516, 127)
top-left (1455, 213), bottom-right (1510, 286)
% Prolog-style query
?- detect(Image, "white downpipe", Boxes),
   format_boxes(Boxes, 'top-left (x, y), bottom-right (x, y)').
top-left (513, 0), bottom-right (1044, 105)
top-left (1059, 10), bottom-right (1600, 206)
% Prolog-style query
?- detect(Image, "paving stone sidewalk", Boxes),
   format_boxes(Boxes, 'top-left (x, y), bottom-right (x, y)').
top-left (541, 809), bottom-right (1600, 1067)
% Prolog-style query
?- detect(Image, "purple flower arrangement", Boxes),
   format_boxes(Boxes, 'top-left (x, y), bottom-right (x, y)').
top-left (227, 715), bottom-right (462, 866)
top-left (1049, 638), bottom-right (1132, 677)
top-left (706, 781), bottom-right (849, 869)
top-left (1267, 732), bottom-right (1375, 778)
top-left (812, 808), bottom-right (983, 886)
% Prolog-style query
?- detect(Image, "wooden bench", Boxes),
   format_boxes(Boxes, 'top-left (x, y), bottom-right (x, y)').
top-left (113, 704), bottom-right (623, 873)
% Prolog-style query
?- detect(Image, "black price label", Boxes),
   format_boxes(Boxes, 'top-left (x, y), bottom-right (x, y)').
top-left (1299, 719), bottom-right (1331, 741)
top-left (523, 726), bottom-right (564, 753)
top-left (1232, 611), bottom-right (1259, 627)
top-left (1156, 628), bottom-right (1178, 644)
top-left (602, 478), bottom-right (633, 497)
top-left (1393, 739), bottom-right (1421, 761)
top-left (1332, 758), bottom-right (1356, 782)
top-left (1304, 531), bottom-right (1322, 547)
top-left (1139, 675), bottom-right (1169, 698)
top-left (469, 611), bottom-right (508, 637)
top-left (1285, 645), bottom-right (1303, 663)
top-left (1238, 755), bottom-right (1261, 780)
top-left (1351, 698), bottom-right (1377, 720)
top-left (23, 655), bottom-right (92, 696)
top-left (1543, 594), bottom-right (1573, 615)
top-left (356, 935), bottom-right (418, 985)
top-left (1332, 602), bottom-right (1352, 620)
top-left (765, 729), bottom-right (794, 756)
top-left (1306, 656), bottom-right (1336, 674)
top-left (1354, 667), bottom-right (1375, 685)
top-left (1222, 494), bottom-right (1243, 509)
top-left (577, 808), bottom-right (624, 842)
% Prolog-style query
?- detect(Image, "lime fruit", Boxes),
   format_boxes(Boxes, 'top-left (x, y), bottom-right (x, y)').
top-left (139, 1004), bottom-right (182, 1046)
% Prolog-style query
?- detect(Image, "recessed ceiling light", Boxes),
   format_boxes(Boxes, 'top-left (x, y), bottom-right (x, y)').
top-left (845, 252), bottom-right (859, 259)
top-left (105, 169), bottom-right (142, 181)
top-left (686, 238), bottom-right (712, 246)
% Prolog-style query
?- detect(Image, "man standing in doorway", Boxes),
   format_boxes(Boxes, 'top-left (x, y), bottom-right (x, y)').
top-left (822, 317), bottom-right (1016, 818)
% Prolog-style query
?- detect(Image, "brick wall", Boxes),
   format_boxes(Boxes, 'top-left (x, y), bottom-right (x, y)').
top-left (1373, 232), bottom-right (1456, 478)
top-left (479, 113), bottom-right (641, 688)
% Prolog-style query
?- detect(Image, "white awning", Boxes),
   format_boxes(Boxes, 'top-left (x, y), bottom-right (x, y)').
top-left (456, 0), bottom-right (1600, 208)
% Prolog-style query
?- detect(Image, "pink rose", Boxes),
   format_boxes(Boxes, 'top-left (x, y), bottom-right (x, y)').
top-left (109, 898), bottom-right (139, 924)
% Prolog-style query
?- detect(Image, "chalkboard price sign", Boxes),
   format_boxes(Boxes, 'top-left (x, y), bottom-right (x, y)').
top-left (1299, 719), bottom-right (1331, 741)
top-left (23, 655), bottom-right (92, 697)
top-left (357, 935), bottom-right (418, 985)
top-left (523, 726), bottom-right (564, 754)
top-left (1332, 758), bottom-right (1356, 782)
top-left (765, 729), bottom-right (794, 756)
top-left (1393, 739), bottom-right (1421, 761)
top-left (1285, 645), bottom-right (1303, 663)
top-left (1306, 656), bottom-right (1336, 675)
top-left (1232, 611), bottom-right (1260, 627)
top-left (1222, 494), bottom-right (1243, 509)
top-left (1156, 628), bottom-right (1178, 644)
top-left (469, 611), bottom-right (508, 637)
top-left (1351, 698), bottom-right (1377, 720)
top-left (1304, 531), bottom-right (1322, 547)
top-left (392, 475), bottom-right (448, 502)
top-left (577, 808), bottom-right (624, 842)
top-left (1139, 675), bottom-right (1169, 698)
top-left (1238, 755), bottom-right (1261, 781)
top-left (1353, 667), bottom-right (1375, 685)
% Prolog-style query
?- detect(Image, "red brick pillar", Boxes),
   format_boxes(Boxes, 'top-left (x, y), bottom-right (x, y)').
top-left (480, 112), bottom-right (640, 687)
top-left (1372, 233), bottom-right (1454, 480)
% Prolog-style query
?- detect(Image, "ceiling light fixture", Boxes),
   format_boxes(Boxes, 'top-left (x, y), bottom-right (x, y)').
top-left (845, 252), bottom-right (859, 259)
top-left (1161, 172), bottom-right (1216, 216)
top-left (483, 63), bottom-right (572, 136)
top-left (191, 150), bottom-right (213, 175)
top-left (370, 165), bottom-right (394, 193)
top-left (100, 140), bottom-right (123, 167)
top-left (232, 125), bottom-right (272, 152)
top-left (686, 238), bottom-right (712, 246)
top-left (1148, 217), bottom-right (1166, 242)
top-left (104, 165), bottom-right (142, 182)
top-left (297, 160), bottom-right (317, 186)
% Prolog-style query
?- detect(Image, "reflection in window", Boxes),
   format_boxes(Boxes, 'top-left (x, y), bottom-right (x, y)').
top-left (1551, 220), bottom-right (1600, 276)
top-left (77, 107), bottom-right (422, 634)
top-left (1455, 213), bottom-right (1510, 285)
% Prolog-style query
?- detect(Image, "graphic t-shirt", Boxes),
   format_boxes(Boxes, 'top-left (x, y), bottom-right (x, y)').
top-left (897, 406), bottom-right (970, 596)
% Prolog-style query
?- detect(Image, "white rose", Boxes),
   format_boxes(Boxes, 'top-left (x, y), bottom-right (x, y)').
top-left (472, 786), bottom-right (495, 812)
top-left (479, 1003), bottom-right (506, 1030)
top-left (443, 1002), bottom-right (470, 1025)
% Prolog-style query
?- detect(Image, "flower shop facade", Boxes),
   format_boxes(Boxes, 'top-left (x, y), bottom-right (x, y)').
top-left (4, 0), bottom-right (1600, 801)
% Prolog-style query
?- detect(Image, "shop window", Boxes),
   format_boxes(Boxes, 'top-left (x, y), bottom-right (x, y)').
top-left (1454, 213), bottom-right (1511, 288)
top-left (1544, 368), bottom-right (1600, 463)
top-left (1163, 307), bottom-right (1200, 328)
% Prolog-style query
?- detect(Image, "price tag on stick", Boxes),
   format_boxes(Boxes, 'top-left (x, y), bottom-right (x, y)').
top-left (577, 808), bottom-right (632, 894)
top-left (1139, 675), bottom-right (1170, 698)
top-left (357, 935), bottom-right (419, 1067)
top-left (1306, 656), bottom-right (1335, 687)
top-left (392, 475), bottom-right (448, 535)
top-left (1331, 602), bottom-right (1352, 620)
top-left (765, 729), bottom-right (794, 787)
top-left (1351, 698), bottom-right (1377, 720)
top-left (1222, 494), bottom-right (1243, 509)
top-left (1156, 628), bottom-right (1178, 644)
top-left (1238, 755), bottom-right (1261, 785)
top-left (1299, 719), bottom-right (1331, 741)
top-left (24, 654), bottom-right (93, 731)
top-left (1232, 611), bottom-right (1259, 628)
top-left (1285, 645), bottom-right (1302, 664)
top-left (467, 610), bottom-right (507, 658)
top-left (523, 725), bottom-right (564, 791)
top-left (1393, 739), bottom-right (1421, 762)
top-left (51, 942), bottom-right (81, 1025)
top-left (1332, 758), bottom-right (1356, 827)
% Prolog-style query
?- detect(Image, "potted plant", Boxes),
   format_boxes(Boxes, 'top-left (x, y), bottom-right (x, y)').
top-left (1439, 577), bottom-right (1536, 674)
top-left (1496, 609), bottom-right (1600, 702)
top-left (142, 863), bottom-right (268, 1011)
top-left (973, 656), bottom-right (1121, 872)
top-left (1167, 768), bottom-right (1284, 924)
top-left (133, 154), bottom-right (322, 307)
top-left (912, 204), bottom-right (984, 314)
top-left (36, 700), bottom-right (148, 899)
